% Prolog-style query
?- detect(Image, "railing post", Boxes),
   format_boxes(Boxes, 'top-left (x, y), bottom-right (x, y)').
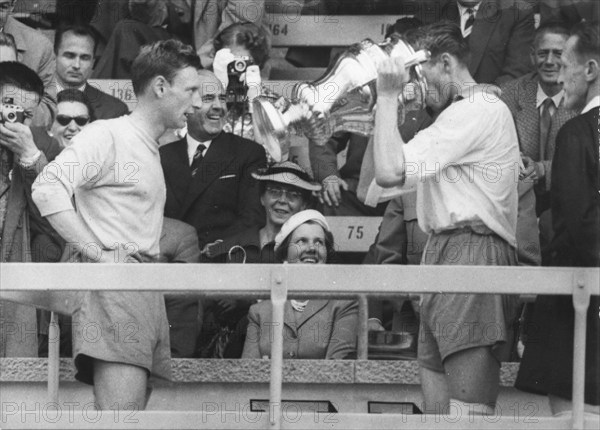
top-left (571, 273), bottom-right (591, 430)
top-left (269, 266), bottom-right (288, 430)
top-left (48, 312), bottom-right (60, 404)
top-left (357, 295), bottom-right (369, 360)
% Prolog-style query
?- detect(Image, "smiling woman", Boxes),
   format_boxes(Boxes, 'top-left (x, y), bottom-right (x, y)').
top-left (241, 210), bottom-right (359, 360)
top-left (50, 89), bottom-right (93, 148)
top-left (196, 162), bottom-right (321, 359)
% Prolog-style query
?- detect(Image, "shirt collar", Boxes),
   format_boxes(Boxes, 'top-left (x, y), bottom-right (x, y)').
top-left (56, 79), bottom-right (87, 93)
top-left (457, 1), bottom-right (482, 15)
top-left (581, 95), bottom-right (600, 114)
top-left (536, 84), bottom-right (564, 109)
top-left (186, 133), bottom-right (212, 165)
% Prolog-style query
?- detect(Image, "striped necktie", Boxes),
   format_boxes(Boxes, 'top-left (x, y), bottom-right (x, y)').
top-left (190, 144), bottom-right (206, 178)
top-left (464, 8), bottom-right (475, 39)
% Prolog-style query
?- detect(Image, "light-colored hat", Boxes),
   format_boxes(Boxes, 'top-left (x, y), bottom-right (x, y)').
top-left (274, 209), bottom-right (330, 252)
top-left (252, 161), bottom-right (321, 192)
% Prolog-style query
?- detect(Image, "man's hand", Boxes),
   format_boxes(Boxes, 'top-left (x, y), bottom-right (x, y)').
top-left (213, 48), bottom-right (235, 88)
top-left (0, 122), bottom-right (38, 159)
top-left (245, 65), bottom-right (262, 101)
top-left (319, 175), bottom-right (348, 207)
top-left (520, 155), bottom-right (538, 182)
top-left (200, 239), bottom-right (224, 259)
top-left (376, 57), bottom-right (408, 98)
top-left (83, 245), bottom-right (141, 263)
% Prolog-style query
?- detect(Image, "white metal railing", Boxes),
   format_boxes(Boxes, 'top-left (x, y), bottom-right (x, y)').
top-left (1, 263), bottom-right (599, 429)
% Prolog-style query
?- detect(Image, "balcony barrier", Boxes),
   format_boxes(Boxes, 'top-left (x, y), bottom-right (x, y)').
top-left (1, 263), bottom-right (598, 429)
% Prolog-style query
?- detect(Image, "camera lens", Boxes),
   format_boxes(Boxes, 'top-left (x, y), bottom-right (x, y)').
top-left (6, 112), bottom-right (16, 122)
top-left (234, 60), bottom-right (246, 72)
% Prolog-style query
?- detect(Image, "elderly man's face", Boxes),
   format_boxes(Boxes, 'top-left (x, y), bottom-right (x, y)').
top-left (187, 72), bottom-right (227, 142)
top-left (0, 1), bottom-right (15, 29)
top-left (532, 31), bottom-right (568, 88)
top-left (1, 84), bottom-right (40, 126)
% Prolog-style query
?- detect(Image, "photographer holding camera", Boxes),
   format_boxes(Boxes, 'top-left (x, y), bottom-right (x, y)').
top-left (0, 61), bottom-right (62, 358)
top-left (211, 22), bottom-right (289, 161)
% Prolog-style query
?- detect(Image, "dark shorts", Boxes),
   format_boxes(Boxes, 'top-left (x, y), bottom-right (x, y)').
top-left (418, 227), bottom-right (520, 373)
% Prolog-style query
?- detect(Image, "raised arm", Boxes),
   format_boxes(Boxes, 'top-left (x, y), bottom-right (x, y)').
top-left (373, 57), bottom-right (409, 187)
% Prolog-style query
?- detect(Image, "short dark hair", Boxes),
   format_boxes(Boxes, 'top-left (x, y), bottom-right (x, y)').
top-left (385, 17), bottom-right (423, 39)
top-left (214, 22), bottom-right (271, 68)
top-left (0, 61), bottom-right (44, 99)
top-left (570, 20), bottom-right (600, 62)
top-left (54, 23), bottom-right (97, 55)
top-left (0, 32), bottom-right (17, 56)
top-left (533, 20), bottom-right (570, 48)
top-left (56, 89), bottom-right (95, 121)
top-left (411, 21), bottom-right (470, 66)
top-left (130, 39), bottom-right (201, 96)
top-left (275, 220), bottom-right (336, 264)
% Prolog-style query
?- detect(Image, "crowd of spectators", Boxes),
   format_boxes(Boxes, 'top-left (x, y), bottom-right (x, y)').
top-left (0, 0), bottom-right (598, 419)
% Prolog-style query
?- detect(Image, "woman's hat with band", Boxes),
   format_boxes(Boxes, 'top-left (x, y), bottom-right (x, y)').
top-left (252, 161), bottom-right (322, 192)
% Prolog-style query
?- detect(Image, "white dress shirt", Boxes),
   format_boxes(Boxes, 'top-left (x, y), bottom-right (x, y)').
top-left (536, 84), bottom-right (564, 114)
top-left (186, 133), bottom-right (212, 166)
top-left (457, 1), bottom-right (482, 37)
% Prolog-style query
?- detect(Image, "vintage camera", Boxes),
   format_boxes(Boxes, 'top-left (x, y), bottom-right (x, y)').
top-left (0, 103), bottom-right (25, 124)
top-left (226, 57), bottom-right (254, 106)
top-left (227, 57), bottom-right (253, 76)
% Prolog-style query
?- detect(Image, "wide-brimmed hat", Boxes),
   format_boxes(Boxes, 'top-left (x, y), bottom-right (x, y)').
top-left (252, 161), bottom-right (321, 192)
top-left (274, 209), bottom-right (330, 253)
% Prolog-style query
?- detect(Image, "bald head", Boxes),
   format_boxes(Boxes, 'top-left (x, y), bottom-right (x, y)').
top-left (198, 69), bottom-right (223, 92)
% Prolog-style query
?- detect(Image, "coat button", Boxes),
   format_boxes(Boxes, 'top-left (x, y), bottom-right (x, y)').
top-left (288, 351), bottom-right (295, 358)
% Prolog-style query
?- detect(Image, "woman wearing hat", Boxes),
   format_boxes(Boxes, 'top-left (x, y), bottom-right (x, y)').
top-left (241, 210), bottom-right (358, 360)
top-left (207, 161), bottom-right (321, 263)
top-left (197, 162), bottom-right (321, 358)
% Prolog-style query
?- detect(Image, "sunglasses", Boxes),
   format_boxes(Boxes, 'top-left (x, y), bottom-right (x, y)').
top-left (56, 114), bottom-right (90, 127)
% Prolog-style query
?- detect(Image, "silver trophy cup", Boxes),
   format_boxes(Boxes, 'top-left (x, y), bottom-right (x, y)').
top-left (253, 37), bottom-right (430, 160)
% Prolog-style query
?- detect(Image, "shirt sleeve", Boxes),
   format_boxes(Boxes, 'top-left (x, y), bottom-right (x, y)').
top-left (402, 97), bottom-right (499, 188)
top-left (32, 123), bottom-right (115, 217)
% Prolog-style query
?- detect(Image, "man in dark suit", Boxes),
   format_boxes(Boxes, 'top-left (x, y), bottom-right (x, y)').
top-left (53, 23), bottom-right (129, 120)
top-left (422, 0), bottom-right (535, 84)
top-left (160, 69), bottom-right (266, 252)
top-left (516, 20), bottom-right (599, 414)
top-left (160, 70), bottom-right (266, 357)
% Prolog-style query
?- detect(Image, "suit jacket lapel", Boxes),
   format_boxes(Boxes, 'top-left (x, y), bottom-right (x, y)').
top-left (514, 75), bottom-right (540, 159)
top-left (294, 300), bottom-right (329, 330)
top-left (469, 0), bottom-right (501, 77)
top-left (180, 133), bottom-right (235, 215)
top-left (162, 138), bottom-right (191, 209)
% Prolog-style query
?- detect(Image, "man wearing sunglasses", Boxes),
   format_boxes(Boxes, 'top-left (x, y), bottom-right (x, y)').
top-left (0, 61), bottom-right (62, 358)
